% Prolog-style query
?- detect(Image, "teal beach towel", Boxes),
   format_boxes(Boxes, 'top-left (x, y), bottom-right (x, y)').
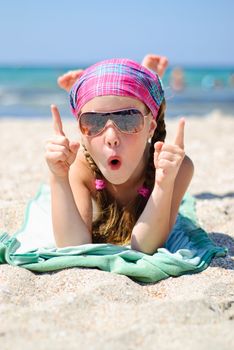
top-left (0, 185), bottom-right (227, 283)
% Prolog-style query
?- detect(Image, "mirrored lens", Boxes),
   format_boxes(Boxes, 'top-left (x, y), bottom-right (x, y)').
top-left (79, 109), bottom-right (144, 136)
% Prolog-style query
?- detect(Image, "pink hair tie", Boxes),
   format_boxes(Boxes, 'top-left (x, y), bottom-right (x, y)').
top-left (137, 186), bottom-right (150, 198)
top-left (95, 179), bottom-right (106, 190)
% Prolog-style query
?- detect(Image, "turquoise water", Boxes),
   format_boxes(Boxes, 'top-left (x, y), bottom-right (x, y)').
top-left (0, 65), bottom-right (234, 118)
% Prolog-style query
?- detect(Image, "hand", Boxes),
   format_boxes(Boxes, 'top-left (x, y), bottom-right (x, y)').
top-left (45, 105), bottom-right (80, 178)
top-left (57, 69), bottom-right (83, 92)
top-left (154, 118), bottom-right (185, 187)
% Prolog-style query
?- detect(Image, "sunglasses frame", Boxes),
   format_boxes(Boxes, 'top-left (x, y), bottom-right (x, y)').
top-left (78, 108), bottom-right (147, 137)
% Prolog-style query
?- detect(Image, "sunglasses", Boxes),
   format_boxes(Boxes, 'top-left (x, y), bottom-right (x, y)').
top-left (79, 108), bottom-right (145, 137)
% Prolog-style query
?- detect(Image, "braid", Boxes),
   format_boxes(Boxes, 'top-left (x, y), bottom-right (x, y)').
top-left (144, 99), bottom-right (166, 190)
top-left (134, 99), bottom-right (166, 219)
top-left (82, 147), bottom-right (102, 178)
top-left (83, 146), bottom-right (122, 243)
top-left (83, 145), bottom-right (109, 214)
top-left (83, 99), bottom-right (166, 245)
top-left (153, 99), bottom-right (166, 142)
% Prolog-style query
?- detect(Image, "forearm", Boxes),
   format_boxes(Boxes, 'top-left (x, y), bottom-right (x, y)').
top-left (131, 183), bottom-right (174, 255)
top-left (50, 174), bottom-right (92, 248)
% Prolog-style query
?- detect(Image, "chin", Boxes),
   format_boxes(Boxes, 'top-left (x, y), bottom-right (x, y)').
top-left (100, 169), bottom-right (130, 185)
top-left (109, 178), bottom-right (128, 185)
top-left (105, 175), bottom-right (129, 185)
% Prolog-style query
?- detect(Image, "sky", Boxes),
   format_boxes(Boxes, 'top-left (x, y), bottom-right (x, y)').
top-left (0, 0), bottom-right (234, 66)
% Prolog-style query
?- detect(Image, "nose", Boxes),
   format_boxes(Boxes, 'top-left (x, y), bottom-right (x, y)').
top-left (104, 122), bottom-right (120, 148)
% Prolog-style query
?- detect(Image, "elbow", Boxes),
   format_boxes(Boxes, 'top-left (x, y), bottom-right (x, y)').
top-left (54, 235), bottom-right (92, 249)
top-left (131, 236), bottom-right (162, 255)
top-left (131, 244), bottom-right (158, 255)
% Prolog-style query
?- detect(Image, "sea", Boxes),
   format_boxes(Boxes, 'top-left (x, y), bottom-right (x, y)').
top-left (0, 64), bottom-right (234, 119)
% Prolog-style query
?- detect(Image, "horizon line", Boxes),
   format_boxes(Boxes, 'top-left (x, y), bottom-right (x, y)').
top-left (0, 61), bottom-right (234, 69)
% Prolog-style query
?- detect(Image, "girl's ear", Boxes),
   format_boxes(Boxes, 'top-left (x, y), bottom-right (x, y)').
top-left (148, 118), bottom-right (157, 138)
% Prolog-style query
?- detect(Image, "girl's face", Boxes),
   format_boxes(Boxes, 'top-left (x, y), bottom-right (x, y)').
top-left (79, 96), bottom-right (157, 185)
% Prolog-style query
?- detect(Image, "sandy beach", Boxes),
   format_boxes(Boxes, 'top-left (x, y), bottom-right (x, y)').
top-left (0, 111), bottom-right (234, 349)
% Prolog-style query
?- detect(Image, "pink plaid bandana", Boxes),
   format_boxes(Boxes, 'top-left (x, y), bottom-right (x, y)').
top-left (69, 58), bottom-right (164, 120)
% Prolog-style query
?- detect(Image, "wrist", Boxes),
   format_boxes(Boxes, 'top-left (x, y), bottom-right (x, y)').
top-left (154, 172), bottom-right (176, 191)
top-left (49, 172), bottom-right (69, 185)
top-left (152, 181), bottom-right (174, 196)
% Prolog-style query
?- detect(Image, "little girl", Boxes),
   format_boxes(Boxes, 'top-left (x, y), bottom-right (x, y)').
top-left (45, 56), bottom-right (194, 255)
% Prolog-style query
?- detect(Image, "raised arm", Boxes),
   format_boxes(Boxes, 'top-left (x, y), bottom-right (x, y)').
top-left (45, 105), bottom-right (92, 247)
top-left (131, 118), bottom-right (193, 255)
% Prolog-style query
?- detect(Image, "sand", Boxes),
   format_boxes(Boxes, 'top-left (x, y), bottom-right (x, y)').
top-left (0, 111), bottom-right (234, 350)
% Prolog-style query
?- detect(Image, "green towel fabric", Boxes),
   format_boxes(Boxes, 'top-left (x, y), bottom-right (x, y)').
top-left (0, 184), bottom-right (227, 283)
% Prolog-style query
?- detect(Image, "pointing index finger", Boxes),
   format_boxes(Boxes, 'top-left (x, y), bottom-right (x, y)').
top-left (174, 117), bottom-right (185, 149)
top-left (51, 104), bottom-right (65, 136)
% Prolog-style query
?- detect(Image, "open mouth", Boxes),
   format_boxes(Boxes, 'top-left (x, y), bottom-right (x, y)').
top-left (108, 157), bottom-right (122, 170)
